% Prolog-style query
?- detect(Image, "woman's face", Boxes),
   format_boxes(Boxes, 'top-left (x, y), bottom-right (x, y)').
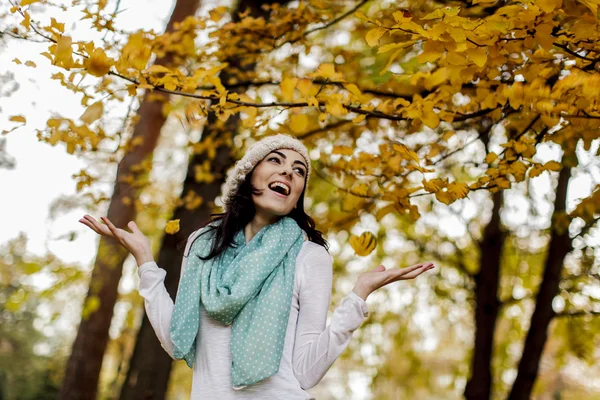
top-left (250, 149), bottom-right (308, 221)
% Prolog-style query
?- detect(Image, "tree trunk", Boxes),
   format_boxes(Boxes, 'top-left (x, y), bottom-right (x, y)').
top-left (118, 143), bottom-right (233, 400)
top-left (59, 1), bottom-right (201, 399)
top-left (119, 1), bottom-right (284, 399)
top-left (508, 167), bottom-right (572, 400)
top-left (464, 190), bottom-right (505, 400)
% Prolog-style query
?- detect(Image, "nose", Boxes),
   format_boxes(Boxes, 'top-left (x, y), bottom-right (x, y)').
top-left (280, 167), bottom-right (293, 180)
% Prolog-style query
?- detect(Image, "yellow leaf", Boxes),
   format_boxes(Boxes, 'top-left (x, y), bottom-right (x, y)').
top-left (13, 58), bottom-right (22, 64)
top-left (435, 190), bottom-right (455, 205)
top-left (544, 160), bottom-right (561, 171)
top-left (209, 6), bottom-right (228, 22)
top-left (578, 0), bottom-right (598, 13)
top-left (332, 145), bottom-right (354, 156)
top-left (442, 130), bottom-right (455, 141)
top-left (50, 17), bottom-right (65, 33)
top-left (380, 47), bottom-right (406, 76)
top-left (422, 178), bottom-right (445, 193)
top-left (24, 60), bottom-right (36, 67)
top-left (448, 181), bottom-right (469, 199)
top-left (467, 47), bottom-right (487, 67)
top-left (344, 83), bottom-right (362, 99)
top-left (20, 12), bottom-right (30, 30)
top-left (280, 77), bottom-right (298, 102)
top-left (535, 23), bottom-right (554, 51)
top-left (314, 63), bottom-right (337, 80)
top-left (21, 0), bottom-right (40, 5)
top-left (352, 114), bottom-right (366, 124)
top-left (10, 115), bottom-right (26, 123)
top-left (289, 114), bottom-right (308, 133)
top-left (537, 0), bottom-right (562, 12)
top-left (85, 48), bottom-right (114, 77)
top-left (325, 97), bottom-right (347, 116)
top-left (165, 219), bottom-right (180, 235)
top-left (349, 231), bottom-right (377, 256)
top-left (447, 51), bottom-right (468, 65)
top-left (146, 65), bottom-right (172, 74)
top-left (54, 35), bottom-right (74, 69)
top-left (529, 163), bottom-right (545, 178)
top-left (448, 27), bottom-right (466, 43)
top-left (376, 204), bottom-right (397, 221)
top-left (421, 110), bottom-right (440, 129)
top-left (366, 27), bottom-right (386, 47)
top-left (80, 102), bottom-right (103, 124)
top-left (393, 142), bottom-right (419, 163)
top-left (297, 79), bottom-right (316, 97)
top-left (422, 8), bottom-right (446, 20)
top-left (485, 152), bottom-right (498, 164)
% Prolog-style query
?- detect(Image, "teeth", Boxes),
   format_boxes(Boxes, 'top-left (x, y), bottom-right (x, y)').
top-left (269, 182), bottom-right (290, 195)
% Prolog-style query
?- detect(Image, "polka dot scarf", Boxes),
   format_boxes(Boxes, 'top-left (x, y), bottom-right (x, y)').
top-left (170, 216), bottom-right (304, 388)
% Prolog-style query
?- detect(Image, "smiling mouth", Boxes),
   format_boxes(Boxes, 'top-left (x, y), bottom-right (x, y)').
top-left (269, 186), bottom-right (289, 198)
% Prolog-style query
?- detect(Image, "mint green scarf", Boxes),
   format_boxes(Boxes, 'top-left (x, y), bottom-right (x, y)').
top-left (170, 216), bottom-right (304, 387)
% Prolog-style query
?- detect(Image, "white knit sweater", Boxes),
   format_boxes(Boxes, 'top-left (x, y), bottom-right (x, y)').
top-left (137, 230), bottom-right (369, 399)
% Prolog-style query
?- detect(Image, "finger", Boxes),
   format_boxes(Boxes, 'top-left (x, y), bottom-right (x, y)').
top-left (79, 218), bottom-right (100, 234)
top-left (400, 263), bottom-right (436, 280)
top-left (387, 262), bottom-right (432, 282)
top-left (101, 217), bottom-right (124, 240)
top-left (82, 215), bottom-right (112, 236)
top-left (127, 221), bottom-right (143, 236)
top-left (372, 265), bottom-right (386, 272)
top-left (393, 262), bottom-right (429, 277)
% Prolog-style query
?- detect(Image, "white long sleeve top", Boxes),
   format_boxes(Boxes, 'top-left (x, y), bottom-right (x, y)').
top-left (136, 229), bottom-right (369, 399)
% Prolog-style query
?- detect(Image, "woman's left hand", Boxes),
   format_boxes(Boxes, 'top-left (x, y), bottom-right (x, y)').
top-left (352, 261), bottom-right (436, 301)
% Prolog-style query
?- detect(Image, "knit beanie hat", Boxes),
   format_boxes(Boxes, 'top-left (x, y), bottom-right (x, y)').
top-left (220, 134), bottom-right (311, 211)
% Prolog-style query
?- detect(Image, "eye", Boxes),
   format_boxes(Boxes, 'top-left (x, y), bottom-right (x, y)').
top-left (294, 167), bottom-right (306, 176)
top-left (268, 156), bottom-right (281, 163)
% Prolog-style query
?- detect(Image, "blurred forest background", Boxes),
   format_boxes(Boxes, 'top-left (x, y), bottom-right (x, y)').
top-left (1, 0), bottom-right (600, 399)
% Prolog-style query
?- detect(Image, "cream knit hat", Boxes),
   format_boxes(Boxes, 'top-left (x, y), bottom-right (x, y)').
top-left (220, 134), bottom-right (311, 211)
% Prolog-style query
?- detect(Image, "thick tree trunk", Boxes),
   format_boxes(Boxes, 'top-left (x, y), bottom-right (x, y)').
top-left (118, 142), bottom-right (233, 400)
top-left (59, 1), bottom-right (201, 399)
top-left (508, 167), bottom-right (572, 400)
top-left (464, 190), bottom-right (505, 400)
top-left (119, 1), bottom-right (284, 399)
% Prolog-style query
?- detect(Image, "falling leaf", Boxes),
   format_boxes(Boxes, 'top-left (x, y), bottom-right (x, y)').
top-left (10, 115), bottom-right (26, 123)
top-left (24, 60), bottom-right (36, 67)
top-left (80, 102), bottom-right (103, 124)
top-left (349, 231), bottom-right (377, 256)
top-left (165, 219), bottom-right (180, 234)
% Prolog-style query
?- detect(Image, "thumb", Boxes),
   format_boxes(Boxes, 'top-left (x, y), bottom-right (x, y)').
top-left (128, 221), bottom-right (142, 234)
top-left (373, 265), bottom-right (386, 272)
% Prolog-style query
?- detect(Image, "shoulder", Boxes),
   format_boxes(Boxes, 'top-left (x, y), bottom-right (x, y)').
top-left (297, 240), bottom-right (333, 272)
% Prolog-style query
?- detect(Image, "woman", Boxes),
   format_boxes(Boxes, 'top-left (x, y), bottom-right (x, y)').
top-left (79, 134), bottom-right (435, 399)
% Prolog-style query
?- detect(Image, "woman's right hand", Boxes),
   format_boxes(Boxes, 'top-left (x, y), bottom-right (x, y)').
top-left (79, 214), bottom-right (154, 266)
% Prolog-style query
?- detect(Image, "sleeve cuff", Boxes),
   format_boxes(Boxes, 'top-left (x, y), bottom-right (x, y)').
top-left (137, 260), bottom-right (158, 277)
top-left (347, 291), bottom-right (369, 317)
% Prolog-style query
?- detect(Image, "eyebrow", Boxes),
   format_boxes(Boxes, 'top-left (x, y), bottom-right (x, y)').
top-left (271, 150), bottom-right (308, 171)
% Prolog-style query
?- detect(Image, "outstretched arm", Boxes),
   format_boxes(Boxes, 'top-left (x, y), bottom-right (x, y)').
top-left (136, 230), bottom-right (198, 358)
top-left (292, 247), bottom-right (369, 390)
top-left (292, 246), bottom-right (436, 390)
